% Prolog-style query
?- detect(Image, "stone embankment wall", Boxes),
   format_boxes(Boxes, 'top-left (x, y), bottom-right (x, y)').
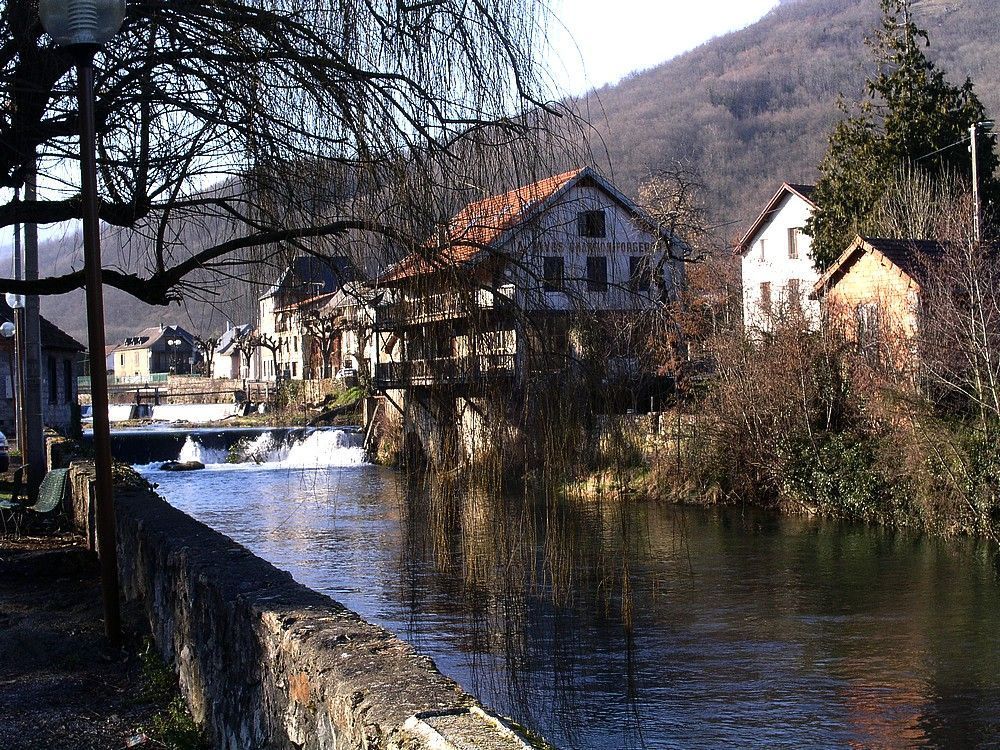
top-left (66, 462), bottom-right (544, 750)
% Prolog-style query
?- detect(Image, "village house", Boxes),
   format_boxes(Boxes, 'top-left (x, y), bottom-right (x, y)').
top-left (0, 299), bottom-right (84, 436)
top-left (299, 281), bottom-right (382, 381)
top-left (112, 324), bottom-right (196, 380)
top-left (737, 182), bottom-right (820, 332)
top-left (256, 256), bottom-right (357, 380)
top-left (811, 235), bottom-right (943, 365)
top-left (372, 166), bottom-right (685, 466)
top-left (211, 322), bottom-right (252, 379)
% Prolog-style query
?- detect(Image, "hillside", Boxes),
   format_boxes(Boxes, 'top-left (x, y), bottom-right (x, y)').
top-left (579, 0), bottom-right (1000, 236)
top-left (36, 0), bottom-right (1000, 342)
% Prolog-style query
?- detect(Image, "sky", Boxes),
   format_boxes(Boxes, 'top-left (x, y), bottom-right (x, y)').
top-left (547, 0), bottom-right (780, 96)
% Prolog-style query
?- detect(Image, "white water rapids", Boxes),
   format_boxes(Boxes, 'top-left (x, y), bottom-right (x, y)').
top-left (155, 429), bottom-right (367, 470)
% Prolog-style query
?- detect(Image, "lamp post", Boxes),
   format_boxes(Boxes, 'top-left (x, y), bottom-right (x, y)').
top-left (3, 293), bottom-right (27, 459)
top-left (167, 337), bottom-right (182, 374)
top-left (38, 0), bottom-right (127, 648)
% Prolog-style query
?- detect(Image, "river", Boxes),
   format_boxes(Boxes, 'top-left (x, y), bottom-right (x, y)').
top-left (128, 427), bottom-right (1000, 749)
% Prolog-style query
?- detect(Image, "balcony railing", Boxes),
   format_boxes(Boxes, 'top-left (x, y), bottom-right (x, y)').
top-left (377, 287), bottom-right (512, 328)
top-left (375, 353), bottom-right (515, 388)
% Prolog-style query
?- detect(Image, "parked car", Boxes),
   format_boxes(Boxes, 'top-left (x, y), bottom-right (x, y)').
top-left (0, 431), bottom-right (9, 472)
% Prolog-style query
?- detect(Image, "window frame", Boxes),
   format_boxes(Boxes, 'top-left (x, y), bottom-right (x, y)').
top-left (542, 256), bottom-right (565, 293)
top-left (586, 255), bottom-right (608, 293)
top-left (577, 210), bottom-right (607, 239)
top-left (787, 227), bottom-right (800, 259)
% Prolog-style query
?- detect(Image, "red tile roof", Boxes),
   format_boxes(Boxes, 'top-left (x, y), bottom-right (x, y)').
top-left (381, 168), bottom-right (585, 283)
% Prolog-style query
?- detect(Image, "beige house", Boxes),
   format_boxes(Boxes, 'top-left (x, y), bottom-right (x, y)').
top-left (256, 256), bottom-right (357, 380)
top-left (811, 236), bottom-right (943, 363)
top-left (113, 325), bottom-right (196, 380)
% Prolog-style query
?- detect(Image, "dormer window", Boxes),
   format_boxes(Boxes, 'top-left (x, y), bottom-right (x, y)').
top-left (577, 210), bottom-right (606, 238)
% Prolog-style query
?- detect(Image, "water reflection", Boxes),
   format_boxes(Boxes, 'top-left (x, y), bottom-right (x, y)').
top-left (143, 460), bottom-right (1000, 749)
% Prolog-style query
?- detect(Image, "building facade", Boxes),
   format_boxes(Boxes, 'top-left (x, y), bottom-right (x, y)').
top-left (372, 167), bottom-right (684, 466)
top-left (0, 299), bottom-right (84, 437)
top-left (112, 325), bottom-right (196, 380)
top-left (738, 183), bottom-right (820, 333)
top-left (256, 256), bottom-right (356, 380)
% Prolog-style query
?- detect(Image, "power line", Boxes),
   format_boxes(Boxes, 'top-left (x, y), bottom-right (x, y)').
top-left (914, 135), bottom-right (971, 163)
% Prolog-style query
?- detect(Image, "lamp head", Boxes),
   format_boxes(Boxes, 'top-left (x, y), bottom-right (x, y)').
top-left (4, 293), bottom-right (24, 310)
top-left (38, 0), bottom-right (126, 48)
top-left (0, 322), bottom-right (14, 338)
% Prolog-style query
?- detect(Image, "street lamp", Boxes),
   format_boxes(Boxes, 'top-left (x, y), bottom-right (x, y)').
top-left (167, 337), bottom-right (182, 374)
top-left (38, 0), bottom-right (126, 648)
top-left (2, 293), bottom-right (26, 461)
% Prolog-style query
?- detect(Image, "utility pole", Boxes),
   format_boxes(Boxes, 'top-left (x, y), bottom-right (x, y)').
top-left (11, 193), bottom-right (26, 456)
top-left (23, 161), bottom-right (45, 495)
top-left (972, 121), bottom-right (980, 245)
top-left (971, 120), bottom-right (994, 246)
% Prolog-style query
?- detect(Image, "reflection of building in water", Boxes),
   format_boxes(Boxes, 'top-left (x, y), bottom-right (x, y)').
top-left (373, 167), bottom-right (685, 471)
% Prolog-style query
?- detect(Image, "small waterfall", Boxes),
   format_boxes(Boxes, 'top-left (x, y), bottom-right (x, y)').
top-left (163, 428), bottom-right (366, 469)
top-left (178, 435), bottom-right (228, 465)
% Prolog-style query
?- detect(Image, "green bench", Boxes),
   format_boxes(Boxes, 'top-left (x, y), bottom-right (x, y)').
top-left (0, 467), bottom-right (70, 535)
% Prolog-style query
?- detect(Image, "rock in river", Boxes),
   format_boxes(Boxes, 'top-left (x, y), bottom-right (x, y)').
top-left (160, 460), bottom-right (206, 472)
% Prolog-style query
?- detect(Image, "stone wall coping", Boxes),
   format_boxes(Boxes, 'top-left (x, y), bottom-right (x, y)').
top-left (67, 461), bottom-right (551, 750)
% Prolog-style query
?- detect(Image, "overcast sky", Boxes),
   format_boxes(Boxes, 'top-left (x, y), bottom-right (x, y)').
top-left (547, 0), bottom-right (780, 95)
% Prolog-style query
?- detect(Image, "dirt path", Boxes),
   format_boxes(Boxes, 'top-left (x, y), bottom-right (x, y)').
top-left (0, 533), bottom-right (167, 750)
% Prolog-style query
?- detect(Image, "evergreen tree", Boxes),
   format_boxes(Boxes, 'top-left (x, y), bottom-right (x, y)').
top-left (806, 0), bottom-right (997, 269)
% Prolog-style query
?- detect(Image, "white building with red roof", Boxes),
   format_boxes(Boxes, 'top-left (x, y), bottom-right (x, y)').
top-left (737, 183), bottom-right (820, 332)
top-left (371, 166), bottom-right (685, 466)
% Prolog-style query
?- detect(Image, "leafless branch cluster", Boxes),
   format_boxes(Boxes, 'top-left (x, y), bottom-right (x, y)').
top-left (0, 0), bottom-right (574, 304)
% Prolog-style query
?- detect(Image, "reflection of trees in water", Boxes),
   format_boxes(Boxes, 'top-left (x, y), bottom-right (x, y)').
top-left (395, 466), bottom-right (662, 748)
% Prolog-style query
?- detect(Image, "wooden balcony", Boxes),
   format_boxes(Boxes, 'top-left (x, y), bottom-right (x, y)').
top-left (375, 353), bottom-right (515, 388)
top-left (376, 287), bottom-right (512, 329)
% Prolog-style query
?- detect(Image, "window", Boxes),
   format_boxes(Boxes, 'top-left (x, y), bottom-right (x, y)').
top-left (577, 210), bottom-right (607, 238)
top-left (855, 303), bottom-right (882, 363)
top-left (760, 282), bottom-right (772, 314)
top-left (586, 256), bottom-right (608, 293)
top-left (543, 256), bottom-right (564, 293)
top-left (629, 256), bottom-right (651, 293)
top-left (48, 356), bottom-right (57, 404)
top-left (120, 354), bottom-right (124, 366)
top-left (63, 360), bottom-right (73, 404)
top-left (788, 228), bottom-right (800, 259)
top-left (759, 239), bottom-right (766, 260)
top-left (786, 278), bottom-right (801, 310)
top-left (291, 362), bottom-right (298, 377)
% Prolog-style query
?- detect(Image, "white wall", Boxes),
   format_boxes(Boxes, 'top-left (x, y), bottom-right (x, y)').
top-left (740, 193), bottom-right (820, 332)
top-left (504, 184), bottom-right (679, 311)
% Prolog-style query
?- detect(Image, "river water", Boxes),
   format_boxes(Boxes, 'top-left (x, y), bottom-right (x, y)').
top-left (132, 428), bottom-right (1000, 749)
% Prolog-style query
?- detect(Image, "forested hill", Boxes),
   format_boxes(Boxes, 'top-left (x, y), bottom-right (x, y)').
top-left (579, 0), bottom-right (1000, 238)
top-left (40, 0), bottom-right (1000, 341)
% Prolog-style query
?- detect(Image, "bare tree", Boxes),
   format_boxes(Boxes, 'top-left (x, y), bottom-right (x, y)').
top-left (301, 308), bottom-right (344, 379)
top-left (0, 0), bottom-right (567, 305)
top-left (194, 335), bottom-right (219, 377)
top-left (251, 332), bottom-right (282, 382)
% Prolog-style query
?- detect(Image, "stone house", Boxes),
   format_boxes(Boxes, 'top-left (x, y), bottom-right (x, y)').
top-left (372, 166), bottom-right (685, 466)
top-left (0, 299), bottom-right (84, 436)
top-left (256, 256), bottom-right (357, 380)
top-left (811, 235), bottom-right (943, 364)
top-left (113, 325), bottom-right (196, 379)
top-left (737, 182), bottom-right (820, 332)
